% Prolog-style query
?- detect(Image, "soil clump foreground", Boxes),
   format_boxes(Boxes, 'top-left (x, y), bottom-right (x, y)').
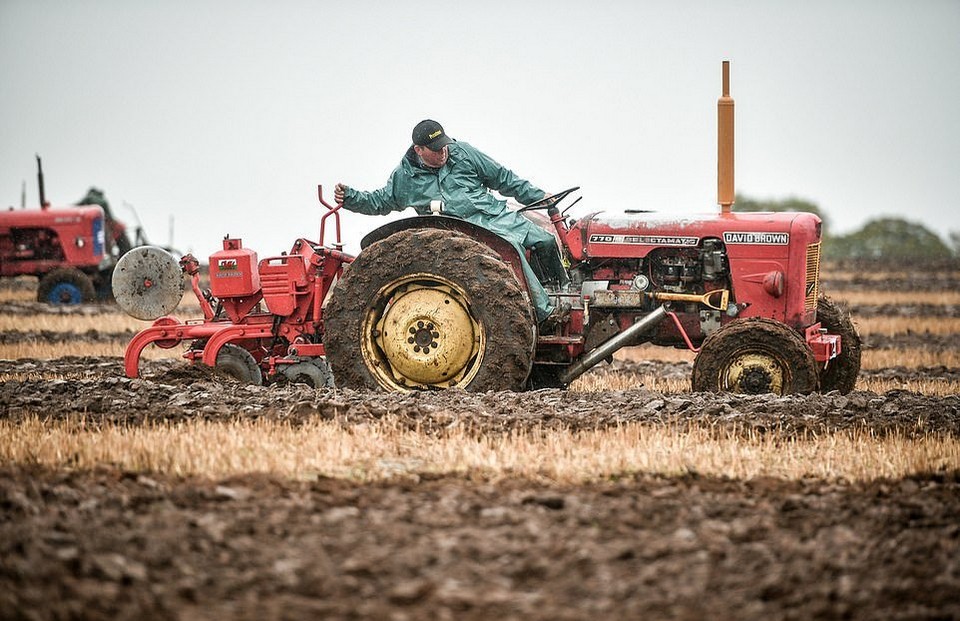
top-left (2, 465), bottom-right (958, 621)
top-left (2, 356), bottom-right (959, 619)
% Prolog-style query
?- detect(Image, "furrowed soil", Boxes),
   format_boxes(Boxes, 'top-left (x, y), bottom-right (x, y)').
top-left (3, 262), bottom-right (960, 620)
top-left (4, 465), bottom-right (957, 621)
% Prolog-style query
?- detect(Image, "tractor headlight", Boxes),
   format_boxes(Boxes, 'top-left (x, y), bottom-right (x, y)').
top-left (762, 271), bottom-right (785, 298)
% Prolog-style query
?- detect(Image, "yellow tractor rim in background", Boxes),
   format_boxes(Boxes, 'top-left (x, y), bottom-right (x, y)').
top-left (361, 274), bottom-right (483, 391)
top-left (721, 352), bottom-right (785, 395)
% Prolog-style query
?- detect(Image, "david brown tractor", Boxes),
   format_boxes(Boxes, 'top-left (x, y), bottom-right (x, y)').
top-left (1, 156), bottom-right (136, 304)
top-left (117, 62), bottom-right (860, 395)
top-left (322, 61), bottom-right (860, 395)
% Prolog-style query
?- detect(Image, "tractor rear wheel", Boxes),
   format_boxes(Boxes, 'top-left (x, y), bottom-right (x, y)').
top-left (214, 344), bottom-right (263, 385)
top-left (816, 296), bottom-right (861, 394)
top-left (324, 228), bottom-right (536, 391)
top-left (692, 317), bottom-right (819, 395)
top-left (37, 268), bottom-right (96, 305)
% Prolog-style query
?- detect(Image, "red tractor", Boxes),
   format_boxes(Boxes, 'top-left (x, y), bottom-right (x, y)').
top-left (1, 156), bottom-right (134, 304)
top-left (117, 62), bottom-right (860, 395)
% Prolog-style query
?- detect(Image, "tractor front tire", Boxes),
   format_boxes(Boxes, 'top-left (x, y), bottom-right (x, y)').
top-left (214, 344), bottom-right (263, 385)
top-left (37, 268), bottom-right (96, 305)
top-left (692, 317), bottom-right (819, 395)
top-left (324, 228), bottom-right (536, 392)
top-left (816, 296), bottom-right (861, 394)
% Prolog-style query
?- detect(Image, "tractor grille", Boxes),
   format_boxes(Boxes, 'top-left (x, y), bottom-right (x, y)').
top-left (805, 242), bottom-right (821, 311)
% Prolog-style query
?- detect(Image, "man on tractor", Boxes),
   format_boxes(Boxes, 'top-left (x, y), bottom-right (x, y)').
top-left (334, 119), bottom-right (568, 324)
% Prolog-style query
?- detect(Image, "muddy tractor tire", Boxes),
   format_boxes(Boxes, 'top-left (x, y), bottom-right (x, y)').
top-left (214, 344), bottom-right (263, 385)
top-left (324, 228), bottom-right (536, 391)
top-left (816, 296), bottom-right (862, 394)
top-left (692, 317), bottom-right (819, 395)
top-left (37, 267), bottom-right (97, 305)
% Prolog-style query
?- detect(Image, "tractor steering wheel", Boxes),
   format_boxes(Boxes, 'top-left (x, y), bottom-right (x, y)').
top-left (517, 186), bottom-right (580, 212)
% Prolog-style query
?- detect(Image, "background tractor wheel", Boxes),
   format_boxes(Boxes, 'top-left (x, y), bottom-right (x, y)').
top-left (280, 358), bottom-right (335, 388)
top-left (816, 296), bottom-right (862, 394)
top-left (37, 268), bottom-right (96, 305)
top-left (214, 344), bottom-right (263, 385)
top-left (95, 268), bottom-right (116, 302)
top-left (324, 228), bottom-right (536, 392)
top-left (692, 317), bottom-right (819, 395)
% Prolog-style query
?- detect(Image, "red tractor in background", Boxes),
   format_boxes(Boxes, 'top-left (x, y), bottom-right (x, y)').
top-left (116, 62), bottom-right (861, 395)
top-left (1, 156), bottom-right (137, 304)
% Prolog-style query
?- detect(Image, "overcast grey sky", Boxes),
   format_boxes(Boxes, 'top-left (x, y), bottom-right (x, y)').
top-left (2, 0), bottom-right (958, 257)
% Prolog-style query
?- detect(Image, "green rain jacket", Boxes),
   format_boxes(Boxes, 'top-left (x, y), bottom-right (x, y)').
top-left (343, 141), bottom-right (558, 320)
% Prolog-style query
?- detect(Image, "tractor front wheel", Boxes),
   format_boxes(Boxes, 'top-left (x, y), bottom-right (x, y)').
top-left (37, 268), bottom-right (96, 305)
top-left (692, 317), bottom-right (819, 395)
top-left (324, 228), bottom-right (536, 392)
top-left (816, 296), bottom-right (861, 394)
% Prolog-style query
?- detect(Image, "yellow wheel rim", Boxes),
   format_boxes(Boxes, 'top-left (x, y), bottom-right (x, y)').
top-left (361, 274), bottom-right (483, 391)
top-left (722, 352), bottom-right (785, 395)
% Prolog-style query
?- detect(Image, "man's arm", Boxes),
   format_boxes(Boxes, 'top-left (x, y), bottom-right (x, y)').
top-left (464, 143), bottom-right (546, 205)
top-left (335, 175), bottom-right (403, 216)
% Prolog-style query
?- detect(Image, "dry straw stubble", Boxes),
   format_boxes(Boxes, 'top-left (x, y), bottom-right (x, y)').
top-left (2, 416), bottom-right (957, 483)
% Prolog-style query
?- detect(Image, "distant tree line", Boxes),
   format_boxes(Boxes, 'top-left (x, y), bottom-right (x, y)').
top-left (733, 194), bottom-right (956, 260)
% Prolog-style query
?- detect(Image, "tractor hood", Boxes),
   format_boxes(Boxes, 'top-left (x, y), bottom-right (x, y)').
top-left (569, 210), bottom-right (822, 259)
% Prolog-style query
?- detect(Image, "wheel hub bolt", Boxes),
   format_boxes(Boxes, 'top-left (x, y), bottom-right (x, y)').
top-left (408, 321), bottom-right (440, 352)
top-left (742, 367), bottom-right (771, 393)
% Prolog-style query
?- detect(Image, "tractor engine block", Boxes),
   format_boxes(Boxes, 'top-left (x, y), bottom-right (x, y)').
top-left (575, 240), bottom-right (730, 299)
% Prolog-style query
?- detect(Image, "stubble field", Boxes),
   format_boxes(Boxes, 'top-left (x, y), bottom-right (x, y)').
top-left (1, 260), bottom-right (959, 620)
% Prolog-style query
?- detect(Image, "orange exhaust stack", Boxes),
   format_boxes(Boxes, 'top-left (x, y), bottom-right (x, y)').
top-left (717, 61), bottom-right (735, 213)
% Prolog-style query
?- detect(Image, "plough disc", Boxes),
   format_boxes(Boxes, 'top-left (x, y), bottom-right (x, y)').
top-left (112, 246), bottom-right (185, 320)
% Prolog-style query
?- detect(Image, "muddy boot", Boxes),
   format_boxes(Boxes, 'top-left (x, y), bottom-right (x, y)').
top-left (539, 301), bottom-right (571, 333)
top-left (533, 243), bottom-right (570, 289)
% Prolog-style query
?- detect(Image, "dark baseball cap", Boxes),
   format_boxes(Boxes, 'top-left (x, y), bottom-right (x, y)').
top-left (412, 119), bottom-right (453, 150)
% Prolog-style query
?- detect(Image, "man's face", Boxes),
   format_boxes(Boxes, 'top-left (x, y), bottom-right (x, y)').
top-left (415, 145), bottom-right (448, 168)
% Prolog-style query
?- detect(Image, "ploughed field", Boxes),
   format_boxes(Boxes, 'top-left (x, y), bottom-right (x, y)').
top-left (2, 261), bottom-right (959, 620)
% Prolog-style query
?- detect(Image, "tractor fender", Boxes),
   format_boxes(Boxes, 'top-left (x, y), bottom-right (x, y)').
top-left (359, 216), bottom-right (529, 289)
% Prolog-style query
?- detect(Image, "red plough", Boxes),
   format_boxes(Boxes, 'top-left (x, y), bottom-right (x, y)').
top-left (114, 187), bottom-right (353, 386)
